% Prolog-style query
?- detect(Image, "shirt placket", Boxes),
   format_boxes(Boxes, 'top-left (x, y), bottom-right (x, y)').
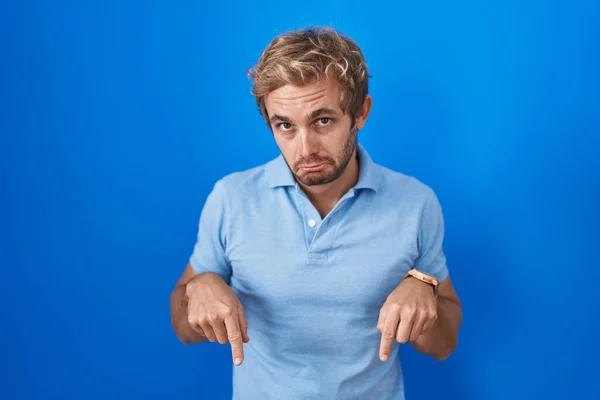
top-left (294, 184), bottom-right (356, 261)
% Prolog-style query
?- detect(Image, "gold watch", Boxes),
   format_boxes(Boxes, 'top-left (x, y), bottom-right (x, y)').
top-left (405, 269), bottom-right (440, 297)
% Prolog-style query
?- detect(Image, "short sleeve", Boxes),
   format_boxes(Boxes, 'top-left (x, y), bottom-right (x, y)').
top-left (189, 179), bottom-right (232, 284)
top-left (414, 189), bottom-right (449, 282)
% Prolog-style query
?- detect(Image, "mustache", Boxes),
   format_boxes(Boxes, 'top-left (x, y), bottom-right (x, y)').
top-left (294, 155), bottom-right (335, 170)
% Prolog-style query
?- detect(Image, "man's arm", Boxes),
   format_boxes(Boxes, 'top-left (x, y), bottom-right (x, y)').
top-left (378, 187), bottom-right (461, 362)
top-left (377, 273), bottom-right (462, 362)
top-left (170, 263), bottom-right (250, 364)
top-left (171, 178), bottom-right (233, 344)
top-left (170, 264), bottom-right (208, 345)
top-left (404, 187), bottom-right (461, 360)
top-left (409, 277), bottom-right (462, 360)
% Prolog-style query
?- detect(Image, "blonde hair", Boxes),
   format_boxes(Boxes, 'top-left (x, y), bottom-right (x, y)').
top-left (247, 27), bottom-right (370, 126)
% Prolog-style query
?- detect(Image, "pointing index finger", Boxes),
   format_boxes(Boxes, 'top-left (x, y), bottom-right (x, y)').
top-left (379, 311), bottom-right (400, 362)
top-left (224, 313), bottom-right (244, 366)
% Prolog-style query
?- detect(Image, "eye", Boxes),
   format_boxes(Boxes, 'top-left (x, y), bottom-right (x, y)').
top-left (317, 118), bottom-right (332, 126)
top-left (278, 122), bottom-right (293, 131)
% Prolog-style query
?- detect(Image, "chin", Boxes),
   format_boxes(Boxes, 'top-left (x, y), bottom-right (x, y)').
top-left (298, 173), bottom-right (337, 186)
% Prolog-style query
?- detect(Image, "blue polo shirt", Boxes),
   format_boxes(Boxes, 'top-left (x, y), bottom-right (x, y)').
top-left (189, 143), bottom-right (449, 400)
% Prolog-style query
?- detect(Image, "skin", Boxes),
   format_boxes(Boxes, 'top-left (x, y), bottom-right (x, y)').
top-left (169, 76), bottom-right (462, 366)
top-left (377, 276), bottom-right (462, 361)
top-left (266, 76), bottom-right (369, 217)
top-left (170, 270), bottom-right (249, 364)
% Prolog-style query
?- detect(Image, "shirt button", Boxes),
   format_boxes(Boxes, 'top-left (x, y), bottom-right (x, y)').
top-left (308, 219), bottom-right (317, 228)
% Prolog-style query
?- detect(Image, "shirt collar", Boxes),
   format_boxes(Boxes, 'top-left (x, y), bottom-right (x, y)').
top-left (354, 143), bottom-right (380, 192)
top-left (264, 153), bottom-right (296, 188)
top-left (265, 142), bottom-right (381, 192)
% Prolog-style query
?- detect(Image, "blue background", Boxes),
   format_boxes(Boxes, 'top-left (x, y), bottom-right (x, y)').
top-left (2, 1), bottom-right (599, 399)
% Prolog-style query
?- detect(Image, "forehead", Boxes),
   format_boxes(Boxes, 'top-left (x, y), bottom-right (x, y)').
top-left (265, 78), bottom-right (344, 117)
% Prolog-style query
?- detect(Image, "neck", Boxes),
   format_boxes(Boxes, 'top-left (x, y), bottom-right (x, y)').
top-left (298, 149), bottom-right (359, 217)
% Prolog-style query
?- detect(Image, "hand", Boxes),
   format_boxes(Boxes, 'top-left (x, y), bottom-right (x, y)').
top-left (185, 273), bottom-right (250, 366)
top-left (377, 276), bottom-right (438, 362)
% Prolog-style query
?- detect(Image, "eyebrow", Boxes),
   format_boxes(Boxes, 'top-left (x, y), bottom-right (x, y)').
top-left (269, 108), bottom-right (339, 124)
top-left (270, 114), bottom-right (292, 124)
top-left (309, 108), bottom-right (338, 119)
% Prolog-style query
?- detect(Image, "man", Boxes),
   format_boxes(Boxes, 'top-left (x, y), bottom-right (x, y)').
top-left (170, 26), bottom-right (462, 399)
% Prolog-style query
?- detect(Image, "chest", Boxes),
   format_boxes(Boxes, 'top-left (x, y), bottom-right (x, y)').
top-left (225, 191), bottom-right (422, 313)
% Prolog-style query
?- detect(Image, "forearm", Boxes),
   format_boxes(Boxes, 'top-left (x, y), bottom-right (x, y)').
top-left (411, 296), bottom-right (462, 360)
top-left (169, 283), bottom-right (208, 345)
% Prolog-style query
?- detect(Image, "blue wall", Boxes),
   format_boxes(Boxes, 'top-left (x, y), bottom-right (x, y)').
top-left (2, 1), bottom-right (599, 399)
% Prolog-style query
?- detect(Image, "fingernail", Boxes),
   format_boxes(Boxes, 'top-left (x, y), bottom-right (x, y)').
top-left (381, 354), bottom-right (388, 362)
top-left (234, 358), bottom-right (242, 365)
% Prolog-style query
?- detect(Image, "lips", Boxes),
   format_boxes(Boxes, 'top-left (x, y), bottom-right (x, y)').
top-left (299, 163), bottom-right (328, 172)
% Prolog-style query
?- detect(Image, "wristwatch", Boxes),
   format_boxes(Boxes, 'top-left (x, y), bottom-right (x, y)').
top-left (405, 269), bottom-right (440, 298)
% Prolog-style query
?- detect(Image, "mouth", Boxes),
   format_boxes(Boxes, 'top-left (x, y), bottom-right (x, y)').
top-left (299, 163), bottom-right (328, 172)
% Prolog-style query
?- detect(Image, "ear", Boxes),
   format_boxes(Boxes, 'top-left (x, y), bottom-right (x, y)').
top-left (354, 94), bottom-right (373, 130)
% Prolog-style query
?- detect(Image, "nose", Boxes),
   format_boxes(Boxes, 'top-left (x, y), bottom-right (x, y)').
top-left (298, 130), bottom-right (319, 158)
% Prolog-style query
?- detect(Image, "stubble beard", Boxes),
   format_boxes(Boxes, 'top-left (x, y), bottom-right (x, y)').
top-left (290, 127), bottom-right (358, 187)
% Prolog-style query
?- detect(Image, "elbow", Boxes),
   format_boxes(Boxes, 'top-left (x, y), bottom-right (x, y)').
top-left (171, 317), bottom-right (206, 346)
top-left (170, 314), bottom-right (195, 346)
top-left (171, 320), bottom-right (188, 345)
top-left (433, 350), bottom-right (452, 361)
top-left (433, 337), bottom-right (458, 361)
top-left (433, 305), bottom-right (462, 361)
top-left (176, 333), bottom-right (193, 345)
top-left (169, 287), bottom-right (191, 345)
top-left (171, 320), bottom-right (197, 346)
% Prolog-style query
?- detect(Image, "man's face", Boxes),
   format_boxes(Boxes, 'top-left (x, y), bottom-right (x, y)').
top-left (264, 78), bottom-right (369, 186)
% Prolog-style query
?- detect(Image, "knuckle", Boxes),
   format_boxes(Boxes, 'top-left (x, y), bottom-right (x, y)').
top-left (228, 331), bottom-right (241, 342)
top-left (402, 305), bottom-right (416, 316)
top-left (187, 315), bottom-right (196, 326)
top-left (383, 329), bottom-right (395, 339)
top-left (190, 316), bottom-right (204, 328)
top-left (207, 312), bottom-right (218, 322)
top-left (184, 282), bottom-right (198, 298)
top-left (222, 307), bottom-right (234, 318)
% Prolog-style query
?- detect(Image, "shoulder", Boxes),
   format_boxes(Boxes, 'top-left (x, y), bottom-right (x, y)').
top-left (376, 164), bottom-right (438, 205)
top-left (373, 164), bottom-right (445, 234)
top-left (211, 157), bottom-right (276, 201)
